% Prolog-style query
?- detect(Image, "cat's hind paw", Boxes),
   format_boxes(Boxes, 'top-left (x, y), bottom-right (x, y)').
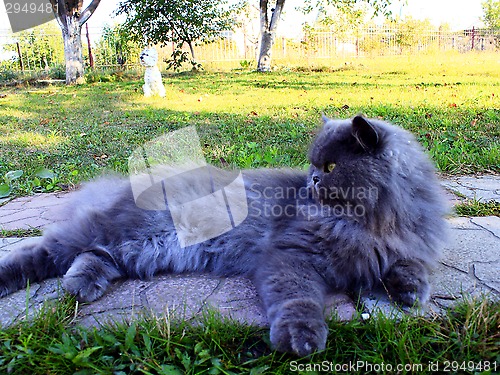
top-left (270, 318), bottom-right (328, 357)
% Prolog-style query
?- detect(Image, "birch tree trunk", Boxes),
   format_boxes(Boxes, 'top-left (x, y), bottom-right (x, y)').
top-left (61, 17), bottom-right (85, 84)
top-left (50, 0), bottom-right (101, 84)
top-left (257, 0), bottom-right (285, 72)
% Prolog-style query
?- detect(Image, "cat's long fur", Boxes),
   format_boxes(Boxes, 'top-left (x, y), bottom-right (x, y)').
top-left (0, 116), bottom-right (447, 356)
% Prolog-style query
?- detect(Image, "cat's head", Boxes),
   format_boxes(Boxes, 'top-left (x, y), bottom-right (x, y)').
top-left (307, 115), bottom-right (393, 215)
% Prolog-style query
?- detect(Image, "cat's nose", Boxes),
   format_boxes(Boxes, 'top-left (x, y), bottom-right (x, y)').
top-left (313, 176), bottom-right (320, 185)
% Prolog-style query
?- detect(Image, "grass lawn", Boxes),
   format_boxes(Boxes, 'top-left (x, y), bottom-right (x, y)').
top-left (0, 296), bottom-right (499, 374)
top-left (0, 53), bottom-right (499, 198)
top-left (0, 53), bottom-right (499, 373)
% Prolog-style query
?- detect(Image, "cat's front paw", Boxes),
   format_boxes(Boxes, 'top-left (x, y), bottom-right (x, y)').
top-left (384, 260), bottom-right (430, 306)
top-left (62, 252), bottom-right (122, 302)
top-left (270, 318), bottom-right (328, 357)
top-left (63, 273), bottom-right (108, 302)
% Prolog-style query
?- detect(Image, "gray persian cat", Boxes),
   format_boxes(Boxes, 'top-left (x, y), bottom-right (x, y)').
top-left (0, 116), bottom-right (447, 356)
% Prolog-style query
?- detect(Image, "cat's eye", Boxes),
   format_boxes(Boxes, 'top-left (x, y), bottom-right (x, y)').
top-left (324, 162), bottom-right (336, 173)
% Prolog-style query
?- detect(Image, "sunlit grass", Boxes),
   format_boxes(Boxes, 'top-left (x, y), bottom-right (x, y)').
top-left (0, 53), bottom-right (499, 196)
top-left (0, 131), bottom-right (66, 149)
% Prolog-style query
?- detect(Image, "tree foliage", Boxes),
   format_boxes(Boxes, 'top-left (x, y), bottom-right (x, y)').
top-left (94, 24), bottom-right (142, 69)
top-left (482, 0), bottom-right (500, 30)
top-left (299, 0), bottom-right (393, 18)
top-left (116, 0), bottom-right (241, 71)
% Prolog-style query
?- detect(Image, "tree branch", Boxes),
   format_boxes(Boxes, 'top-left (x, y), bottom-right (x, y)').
top-left (269, 0), bottom-right (285, 32)
top-left (259, 0), bottom-right (269, 32)
top-left (79, 0), bottom-right (102, 25)
top-left (49, 0), bottom-right (68, 31)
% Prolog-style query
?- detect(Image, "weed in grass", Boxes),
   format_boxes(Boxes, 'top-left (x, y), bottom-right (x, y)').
top-left (0, 170), bottom-right (23, 198)
top-left (0, 228), bottom-right (43, 238)
top-left (455, 199), bottom-right (500, 217)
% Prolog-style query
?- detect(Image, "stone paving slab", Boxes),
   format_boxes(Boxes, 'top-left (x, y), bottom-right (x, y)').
top-left (0, 215), bottom-right (498, 328)
top-left (0, 192), bottom-right (68, 230)
top-left (441, 175), bottom-right (500, 203)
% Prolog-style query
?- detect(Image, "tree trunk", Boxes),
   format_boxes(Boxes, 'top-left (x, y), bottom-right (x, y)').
top-left (187, 41), bottom-right (197, 69)
top-left (61, 18), bottom-right (85, 84)
top-left (258, 31), bottom-right (273, 72)
top-left (50, 0), bottom-right (101, 85)
top-left (257, 0), bottom-right (285, 72)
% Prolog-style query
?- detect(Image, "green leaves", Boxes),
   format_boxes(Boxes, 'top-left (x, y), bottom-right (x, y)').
top-left (34, 167), bottom-right (55, 179)
top-left (482, 0), bottom-right (500, 30)
top-left (116, 0), bottom-right (240, 70)
top-left (0, 168), bottom-right (58, 198)
top-left (5, 170), bottom-right (24, 182)
top-left (0, 170), bottom-right (23, 198)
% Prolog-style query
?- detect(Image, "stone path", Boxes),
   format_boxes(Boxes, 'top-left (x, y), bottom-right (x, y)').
top-left (0, 175), bottom-right (499, 328)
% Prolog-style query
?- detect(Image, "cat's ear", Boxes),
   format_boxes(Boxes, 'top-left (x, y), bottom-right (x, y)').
top-left (351, 115), bottom-right (379, 152)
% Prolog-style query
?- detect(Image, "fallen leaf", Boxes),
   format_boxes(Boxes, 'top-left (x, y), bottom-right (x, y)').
top-left (449, 103), bottom-right (457, 108)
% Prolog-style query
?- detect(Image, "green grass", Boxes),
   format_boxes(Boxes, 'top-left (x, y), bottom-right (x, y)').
top-left (455, 199), bottom-right (500, 217)
top-left (0, 228), bottom-right (43, 238)
top-left (0, 53), bottom-right (499, 197)
top-left (0, 296), bottom-right (498, 374)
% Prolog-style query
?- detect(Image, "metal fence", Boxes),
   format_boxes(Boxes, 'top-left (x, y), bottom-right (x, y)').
top-left (1, 25), bottom-right (498, 73)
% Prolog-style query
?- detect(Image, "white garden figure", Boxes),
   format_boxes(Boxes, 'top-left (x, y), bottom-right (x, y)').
top-left (139, 47), bottom-right (166, 98)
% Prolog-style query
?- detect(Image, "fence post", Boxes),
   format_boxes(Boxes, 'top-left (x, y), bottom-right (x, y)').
top-left (471, 26), bottom-right (475, 51)
top-left (16, 42), bottom-right (24, 71)
top-left (86, 23), bottom-right (94, 69)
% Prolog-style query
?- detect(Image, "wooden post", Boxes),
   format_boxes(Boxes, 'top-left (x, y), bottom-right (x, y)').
top-left (86, 23), bottom-right (94, 69)
top-left (471, 26), bottom-right (475, 51)
top-left (16, 42), bottom-right (24, 71)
